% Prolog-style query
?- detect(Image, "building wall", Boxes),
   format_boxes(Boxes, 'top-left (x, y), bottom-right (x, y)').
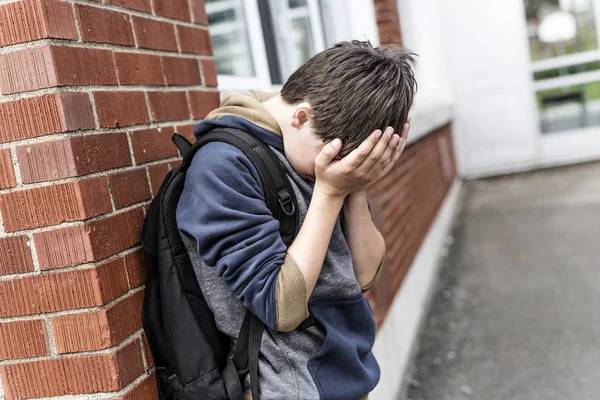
top-left (0, 0), bottom-right (216, 398)
top-left (367, 124), bottom-right (456, 327)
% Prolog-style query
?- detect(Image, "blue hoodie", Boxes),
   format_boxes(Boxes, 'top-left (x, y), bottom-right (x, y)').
top-left (176, 91), bottom-right (379, 400)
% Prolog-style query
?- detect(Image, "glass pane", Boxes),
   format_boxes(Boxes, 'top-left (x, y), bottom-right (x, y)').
top-left (290, 17), bottom-right (315, 71)
top-left (536, 81), bottom-right (600, 133)
top-left (533, 61), bottom-right (600, 80)
top-left (206, 0), bottom-right (255, 76)
top-left (524, 0), bottom-right (598, 62)
top-left (288, 0), bottom-right (308, 8)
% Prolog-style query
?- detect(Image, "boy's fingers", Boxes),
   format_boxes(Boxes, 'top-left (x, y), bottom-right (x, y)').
top-left (397, 135), bottom-right (407, 156)
top-left (344, 130), bottom-right (381, 169)
top-left (381, 143), bottom-right (403, 176)
top-left (374, 133), bottom-right (400, 171)
top-left (400, 122), bottom-right (410, 140)
top-left (315, 138), bottom-right (342, 168)
top-left (359, 127), bottom-right (394, 171)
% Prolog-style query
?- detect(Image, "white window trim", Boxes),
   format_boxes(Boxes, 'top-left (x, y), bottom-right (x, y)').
top-left (215, 0), bottom-right (271, 92)
top-left (214, 0), bottom-right (351, 92)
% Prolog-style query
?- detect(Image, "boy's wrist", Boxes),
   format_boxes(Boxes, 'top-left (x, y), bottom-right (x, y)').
top-left (313, 182), bottom-right (346, 206)
top-left (346, 190), bottom-right (368, 201)
top-left (344, 190), bottom-right (368, 208)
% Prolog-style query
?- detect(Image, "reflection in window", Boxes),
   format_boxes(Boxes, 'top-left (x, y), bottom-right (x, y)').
top-left (290, 17), bottom-right (314, 73)
top-left (268, 0), bottom-right (316, 80)
top-left (206, 0), bottom-right (255, 76)
top-left (524, 0), bottom-right (598, 61)
top-left (537, 82), bottom-right (600, 133)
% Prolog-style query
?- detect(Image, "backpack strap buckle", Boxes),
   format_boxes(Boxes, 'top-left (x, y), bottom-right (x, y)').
top-left (278, 189), bottom-right (295, 216)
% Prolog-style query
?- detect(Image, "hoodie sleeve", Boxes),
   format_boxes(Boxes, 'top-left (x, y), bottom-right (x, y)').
top-left (176, 142), bottom-right (308, 332)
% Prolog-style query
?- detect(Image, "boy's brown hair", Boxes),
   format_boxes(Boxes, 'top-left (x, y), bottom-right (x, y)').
top-left (281, 40), bottom-right (417, 157)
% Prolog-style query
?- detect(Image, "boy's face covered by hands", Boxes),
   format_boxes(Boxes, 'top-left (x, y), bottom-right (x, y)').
top-left (283, 103), bottom-right (410, 186)
top-left (313, 121), bottom-right (409, 198)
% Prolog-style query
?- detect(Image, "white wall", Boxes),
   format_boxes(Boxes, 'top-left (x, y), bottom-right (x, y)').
top-left (397, 0), bottom-right (546, 177)
top-left (321, 0), bottom-right (380, 46)
top-left (438, 0), bottom-right (541, 178)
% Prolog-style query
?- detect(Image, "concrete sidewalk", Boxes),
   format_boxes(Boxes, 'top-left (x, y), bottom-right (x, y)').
top-left (405, 162), bottom-right (600, 400)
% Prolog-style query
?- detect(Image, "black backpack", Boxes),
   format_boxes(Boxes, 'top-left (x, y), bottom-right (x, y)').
top-left (141, 127), bottom-right (298, 400)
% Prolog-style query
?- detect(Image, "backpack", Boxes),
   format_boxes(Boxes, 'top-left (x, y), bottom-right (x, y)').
top-left (141, 127), bottom-right (299, 400)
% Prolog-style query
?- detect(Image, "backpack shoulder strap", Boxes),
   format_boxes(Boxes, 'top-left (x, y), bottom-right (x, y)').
top-left (176, 128), bottom-right (298, 244)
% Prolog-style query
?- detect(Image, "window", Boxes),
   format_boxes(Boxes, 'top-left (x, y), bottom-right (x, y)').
top-left (524, 0), bottom-right (600, 133)
top-left (206, 0), bottom-right (255, 77)
top-left (205, 0), bottom-right (335, 91)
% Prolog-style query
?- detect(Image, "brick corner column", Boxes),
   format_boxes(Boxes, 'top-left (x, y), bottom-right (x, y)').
top-left (0, 0), bottom-right (216, 398)
top-left (373, 0), bottom-right (404, 46)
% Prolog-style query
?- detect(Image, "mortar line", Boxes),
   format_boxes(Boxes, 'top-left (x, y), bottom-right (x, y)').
top-left (0, 286), bottom-right (145, 324)
top-left (0, 37), bottom-right (212, 58)
top-left (71, 3), bottom-right (83, 42)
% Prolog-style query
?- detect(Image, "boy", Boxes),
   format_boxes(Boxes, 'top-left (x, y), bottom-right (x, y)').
top-left (176, 41), bottom-right (416, 400)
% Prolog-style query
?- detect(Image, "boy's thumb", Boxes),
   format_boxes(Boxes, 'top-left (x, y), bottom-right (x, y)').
top-left (316, 139), bottom-right (342, 166)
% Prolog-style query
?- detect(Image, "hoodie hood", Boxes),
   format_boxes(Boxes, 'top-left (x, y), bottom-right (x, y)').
top-left (193, 90), bottom-right (284, 152)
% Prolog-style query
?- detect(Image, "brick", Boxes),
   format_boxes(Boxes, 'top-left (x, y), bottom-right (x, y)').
top-left (0, 46), bottom-right (117, 94)
top-left (130, 127), bottom-right (178, 164)
top-left (188, 90), bottom-right (220, 119)
top-left (34, 207), bottom-right (144, 269)
top-left (17, 133), bottom-right (132, 184)
top-left (190, 0), bottom-right (208, 25)
top-left (0, 93), bottom-right (94, 143)
top-left (147, 91), bottom-right (189, 122)
top-left (162, 56), bottom-right (201, 86)
top-left (104, 0), bottom-right (151, 13)
top-left (0, 319), bottom-right (49, 360)
top-left (141, 332), bottom-right (154, 368)
top-left (94, 91), bottom-right (150, 128)
top-left (52, 290), bottom-right (144, 353)
top-left (147, 162), bottom-right (169, 196)
top-left (54, 47), bottom-right (118, 87)
top-left (132, 16), bottom-right (177, 52)
top-left (75, 4), bottom-right (134, 46)
top-left (124, 248), bottom-right (147, 288)
top-left (152, 0), bottom-right (190, 21)
top-left (114, 52), bottom-right (165, 86)
top-left (113, 372), bottom-right (158, 400)
top-left (0, 149), bottom-right (15, 189)
top-left (0, 176), bottom-right (112, 232)
top-left (0, 0), bottom-right (77, 47)
top-left (108, 168), bottom-right (151, 209)
top-left (0, 236), bottom-right (34, 276)
top-left (169, 159), bottom-right (181, 169)
top-left (0, 46), bottom-right (54, 94)
top-left (177, 25), bottom-right (212, 55)
top-left (0, 259), bottom-right (128, 317)
top-left (200, 59), bottom-right (218, 87)
top-left (0, 339), bottom-right (144, 399)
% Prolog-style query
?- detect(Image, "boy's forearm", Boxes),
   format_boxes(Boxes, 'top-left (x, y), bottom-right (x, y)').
top-left (287, 185), bottom-right (345, 298)
top-left (343, 191), bottom-right (386, 290)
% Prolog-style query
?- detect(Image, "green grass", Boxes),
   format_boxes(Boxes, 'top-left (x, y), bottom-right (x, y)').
top-left (536, 81), bottom-right (600, 110)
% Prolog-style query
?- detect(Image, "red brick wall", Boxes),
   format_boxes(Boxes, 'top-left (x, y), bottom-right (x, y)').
top-left (368, 125), bottom-right (456, 327)
top-left (0, 0), bottom-right (214, 398)
top-left (373, 0), bottom-right (404, 46)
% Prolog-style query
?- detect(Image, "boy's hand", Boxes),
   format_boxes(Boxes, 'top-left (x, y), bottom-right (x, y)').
top-left (314, 120), bottom-right (410, 199)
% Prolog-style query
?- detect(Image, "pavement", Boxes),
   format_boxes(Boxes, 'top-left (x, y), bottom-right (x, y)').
top-left (404, 162), bottom-right (600, 400)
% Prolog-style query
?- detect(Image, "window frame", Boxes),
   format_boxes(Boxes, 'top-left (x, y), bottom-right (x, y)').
top-left (210, 0), bottom-right (340, 92)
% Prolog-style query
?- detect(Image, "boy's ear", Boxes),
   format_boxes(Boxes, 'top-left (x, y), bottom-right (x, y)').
top-left (290, 102), bottom-right (313, 129)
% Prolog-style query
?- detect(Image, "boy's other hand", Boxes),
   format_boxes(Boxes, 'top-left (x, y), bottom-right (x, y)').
top-left (314, 120), bottom-right (410, 199)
